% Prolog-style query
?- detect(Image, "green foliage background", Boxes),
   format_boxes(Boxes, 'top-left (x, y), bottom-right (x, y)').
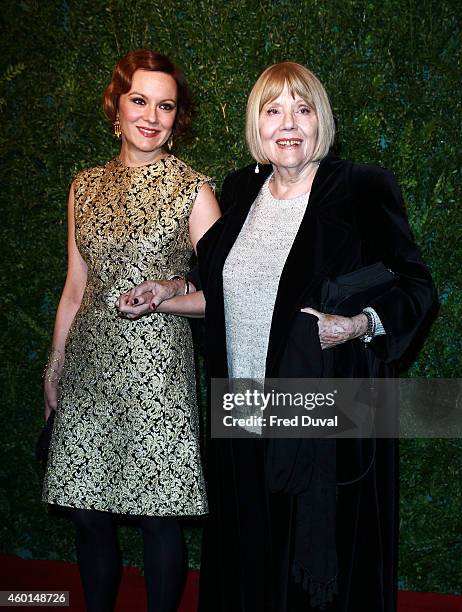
top-left (1, 0), bottom-right (461, 595)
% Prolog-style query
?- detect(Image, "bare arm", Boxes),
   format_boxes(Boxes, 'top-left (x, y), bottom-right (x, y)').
top-left (117, 182), bottom-right (219, 317)
top-left (156, 290), bottom-right (205, 317)
top-left (44, 182), bottom-right (87, 418)
top-left (188, 182), bottom-right (221, 251)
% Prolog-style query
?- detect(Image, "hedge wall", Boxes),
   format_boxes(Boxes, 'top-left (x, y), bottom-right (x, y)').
top-left (1, 0), bottom-right (461, 595)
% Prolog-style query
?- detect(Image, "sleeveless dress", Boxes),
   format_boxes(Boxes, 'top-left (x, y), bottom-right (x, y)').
top-left (43, 155), bottom-right (209, 517)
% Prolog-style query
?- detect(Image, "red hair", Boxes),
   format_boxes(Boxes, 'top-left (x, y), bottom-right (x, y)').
top-left (102, 49), bottom-right (192, 137)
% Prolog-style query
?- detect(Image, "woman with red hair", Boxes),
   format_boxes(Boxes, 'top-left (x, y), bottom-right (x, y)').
top-left (42, 49), bottom-right (220, 612)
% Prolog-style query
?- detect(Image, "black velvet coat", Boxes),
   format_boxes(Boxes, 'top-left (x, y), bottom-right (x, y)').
top-left (196, 154), bottom-right (437, 612)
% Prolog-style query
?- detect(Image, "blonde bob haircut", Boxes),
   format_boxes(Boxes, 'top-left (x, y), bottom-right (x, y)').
top-left (245, 62), bottom-right (335, 164)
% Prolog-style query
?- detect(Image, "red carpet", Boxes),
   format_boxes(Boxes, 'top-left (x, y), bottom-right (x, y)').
top-left (0, 555), bottom-right (197, 611)
top-left (1, 555), bottom-right (460, 611)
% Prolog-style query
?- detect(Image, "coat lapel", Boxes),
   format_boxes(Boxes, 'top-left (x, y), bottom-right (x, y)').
top-left (200, 164), bottom-right (271, 378)
top-left (266, 154), bottom-right (352, 375)
top-left (200, 155), bottom-right (353, 378)
top-left (223, 164), bottom-right (272, 249)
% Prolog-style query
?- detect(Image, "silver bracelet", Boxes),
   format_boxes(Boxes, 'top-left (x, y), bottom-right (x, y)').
top-left (170, 275), bottom-right (189, 296)
top-left (359, 309), bottom-right (375, 344)
top-left (43, 349), bottom-right (63, 382)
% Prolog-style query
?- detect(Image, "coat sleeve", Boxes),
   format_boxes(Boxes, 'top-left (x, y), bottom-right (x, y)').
top-left (218, 171), bottom-right (236, 212)
top-left (186, 265), bottom-right (202, 291)
top-left (353, 165), bottom-right (438, 363)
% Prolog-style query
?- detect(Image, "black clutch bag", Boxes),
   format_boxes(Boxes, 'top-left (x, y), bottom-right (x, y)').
top-left (35, 411), bottom-right (56, 467)
top-left (320, 262), bottom-right (397, 316)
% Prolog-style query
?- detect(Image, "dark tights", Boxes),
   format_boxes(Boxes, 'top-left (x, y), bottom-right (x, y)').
top-left (70, 508), bottom-right (185, 612)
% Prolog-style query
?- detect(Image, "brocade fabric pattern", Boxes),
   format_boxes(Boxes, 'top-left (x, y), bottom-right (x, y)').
top-left (43, 155), bottom-right (209, 516)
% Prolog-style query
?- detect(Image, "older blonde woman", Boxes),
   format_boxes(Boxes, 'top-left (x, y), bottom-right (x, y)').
top-left (118, 62), bottom-right (436, 612)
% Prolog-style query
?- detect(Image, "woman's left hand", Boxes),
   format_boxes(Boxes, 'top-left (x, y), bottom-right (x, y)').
top-left (117, 290), bottom-right (155, 319)
top-left (300, 307), bottom-right (368, 350)
top-left (117, 279), bottom-right (184, 319)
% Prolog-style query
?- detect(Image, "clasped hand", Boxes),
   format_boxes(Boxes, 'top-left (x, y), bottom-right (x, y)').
top-left (300, 307), bottom-right (368, 350)
top-left (115, 283), bottom-right (368, 347)
top-left (116, 280), bottom-right (180, 319)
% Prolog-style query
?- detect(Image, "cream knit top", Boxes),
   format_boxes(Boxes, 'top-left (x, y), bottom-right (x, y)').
top-left (223, 176), bottom-right (309, 380)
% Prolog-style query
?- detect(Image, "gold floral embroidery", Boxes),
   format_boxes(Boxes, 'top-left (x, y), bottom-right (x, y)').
top-left (43, 156), bottom-right (209, 516)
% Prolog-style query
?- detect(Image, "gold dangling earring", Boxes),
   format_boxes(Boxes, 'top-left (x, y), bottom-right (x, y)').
top-left (113, 113), bottom-right (121, 139)
top-left (167, 134), bottom-right (174, 151)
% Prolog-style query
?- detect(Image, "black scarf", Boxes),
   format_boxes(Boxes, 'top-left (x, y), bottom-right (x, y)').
top-left (265, 312), bottom-right (338, 609)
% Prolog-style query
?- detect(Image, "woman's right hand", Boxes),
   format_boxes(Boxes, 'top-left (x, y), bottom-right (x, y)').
top-left (44, 378), bottom-right (59, 420)
top-left (43, 349), bottom-right (63, 420)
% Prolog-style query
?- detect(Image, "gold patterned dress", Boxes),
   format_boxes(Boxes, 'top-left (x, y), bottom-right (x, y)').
top-left (43, 155), bottom-right (209, 516)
